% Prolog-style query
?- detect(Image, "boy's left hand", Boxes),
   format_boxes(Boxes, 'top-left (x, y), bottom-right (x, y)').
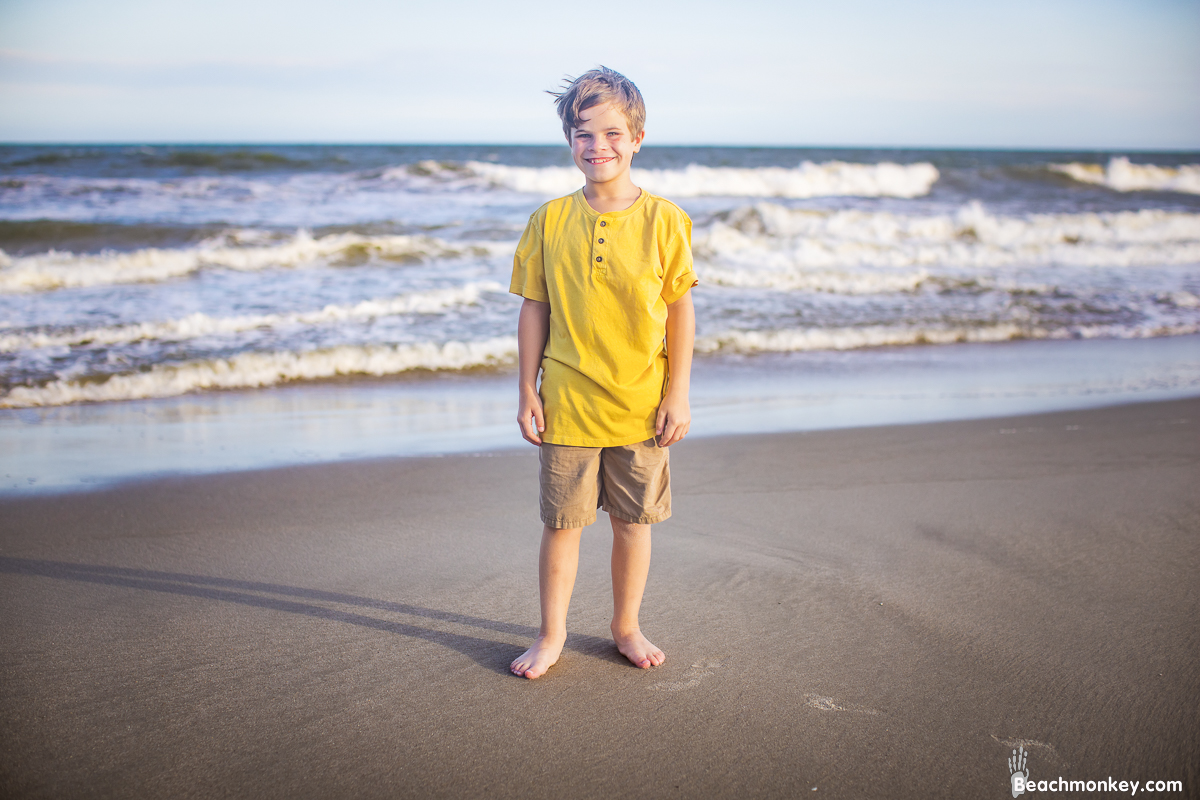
top-left (655, 391), bottom-right (691, 447)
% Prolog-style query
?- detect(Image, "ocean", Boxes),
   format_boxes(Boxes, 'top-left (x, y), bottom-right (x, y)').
top-left (2, 144), bottom-right (1199, 490)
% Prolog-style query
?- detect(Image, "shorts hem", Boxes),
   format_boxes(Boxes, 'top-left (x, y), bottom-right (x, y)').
top-left (542, 431), bottom-right (659, 448)
top-left (602, 505), bottom-right (671, 525)
top-left (541, 513), bottom-right (597, 529)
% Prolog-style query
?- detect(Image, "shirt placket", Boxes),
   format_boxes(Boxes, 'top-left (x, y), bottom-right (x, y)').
top-left (592, 217), bottom-right (609, 279)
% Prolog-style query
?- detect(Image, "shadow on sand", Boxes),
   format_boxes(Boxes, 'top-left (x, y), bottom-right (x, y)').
top-left (0, 557), bottom-right (625, 675)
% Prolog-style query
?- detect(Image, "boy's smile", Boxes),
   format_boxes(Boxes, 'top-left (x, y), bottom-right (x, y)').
top-left (569, 102), bottom-right (644, 188)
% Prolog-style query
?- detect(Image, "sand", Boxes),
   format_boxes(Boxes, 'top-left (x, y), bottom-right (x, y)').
top-left (1, 398), bottom-right (1197, 799)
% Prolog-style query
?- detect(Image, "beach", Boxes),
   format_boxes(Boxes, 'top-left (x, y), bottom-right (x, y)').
top-left (3, 142), bottom-right (1199, 797)
top-left (2, 396), bottom-right (1196, 799)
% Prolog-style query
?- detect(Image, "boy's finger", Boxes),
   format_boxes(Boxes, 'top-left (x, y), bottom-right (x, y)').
top-left (663, 421), bottom-right (689, 447)
top-left (654, 408), bottom-right (666, 436)
top-left (520, 413), bottom-right (542, 445)
top-left (660, 418), bottom-right (678, 447)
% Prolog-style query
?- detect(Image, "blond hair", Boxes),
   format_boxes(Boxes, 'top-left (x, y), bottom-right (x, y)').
top-left (548, 67), bottom-right (645, 140)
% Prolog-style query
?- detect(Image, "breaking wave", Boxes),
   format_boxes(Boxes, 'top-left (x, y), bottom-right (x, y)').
top-left (1049, 157), bottom-right (1200, 195)
top-left (0, 282), bottom-right (504, 352)
top-left (0, 230), bottom-right (486, 293)
top-left (0, 337), bottom-right (519, 408)
top-left (693, 203), bottom-right (1200, 290)
top-left (383, 159), bottom-right (941, 199)
top-left (695, 320), bottom-right (1200, 356)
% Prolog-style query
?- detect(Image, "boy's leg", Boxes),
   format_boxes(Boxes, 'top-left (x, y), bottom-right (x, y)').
top-left (510, 524), bottom-right (583, 679)
top-left (609, 515), bottom-right (665, 669)
top-left (514, 442), bottom-right (601, 679)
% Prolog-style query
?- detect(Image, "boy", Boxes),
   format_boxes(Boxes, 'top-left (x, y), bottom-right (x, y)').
top-left (508, 67), bottom-right (697, 680)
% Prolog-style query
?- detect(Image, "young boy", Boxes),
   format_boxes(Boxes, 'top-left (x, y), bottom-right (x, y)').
top-left (508, 67), bottom-right (697, 680)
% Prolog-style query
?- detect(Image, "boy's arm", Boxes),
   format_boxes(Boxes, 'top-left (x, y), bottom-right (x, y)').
top-left (656, 291), bottom-right (695, 447)
top-left (517, 298), bottom-right (550, 446)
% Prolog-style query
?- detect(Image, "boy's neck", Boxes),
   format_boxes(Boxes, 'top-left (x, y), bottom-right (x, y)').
top-left (582, 176), bottom-right (643, 214)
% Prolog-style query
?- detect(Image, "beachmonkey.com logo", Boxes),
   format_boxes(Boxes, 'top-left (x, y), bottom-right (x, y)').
top-left (1010, 746), bottom-right (1030, 797)
top-left (1004, 745), bottom-right (1183, 796)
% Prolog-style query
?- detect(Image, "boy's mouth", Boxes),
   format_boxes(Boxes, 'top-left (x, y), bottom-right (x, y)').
top-left (585, 157), bottom-right (616, 165)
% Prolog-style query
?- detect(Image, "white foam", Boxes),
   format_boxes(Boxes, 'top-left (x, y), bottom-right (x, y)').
top-left (7, 317), bottom-right (1198, 407)
top-left (0, 337), bottom-right (519, 408)
top-left (695, 320), bottom-right (1200, 356)
top-left (695, 324), bottom-right (1030, 354)
top-left (459, 160), bottom-right (940, 199)
top-left (0, 230), bottom-right (478, 293)
top-left (693, 203), bottom-right (1200, 291)
top-left (0, 282), bottom-right (505, 352)
top-left (1049, 157), bottom-right (1200, 195)
top-left (1163, 290), bottom-right (1200, 309)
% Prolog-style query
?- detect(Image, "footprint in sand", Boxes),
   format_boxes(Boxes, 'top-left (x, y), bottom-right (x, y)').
top-left (992, 735), bottom-right (1066, 768)
top-left (648, 658), bottom-right (725, 692)
top-left (803, 693), bottom-right (880, 715)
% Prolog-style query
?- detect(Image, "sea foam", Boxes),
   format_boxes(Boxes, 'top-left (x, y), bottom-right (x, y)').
top-left (0, 337), bottom-right (519, 408)
top-left (695, 320), bottom-right (1200, 356)
top-left (383, 160), bottom-right (941, 199)
top-left (0, 231), bottom-right (486, 293)
top-left (692, 204), bottom-right (1200, 291)
top-left (0, 282), bottom-right (504, 352)
top-left (1049, 158), bottom-right (1200, 195)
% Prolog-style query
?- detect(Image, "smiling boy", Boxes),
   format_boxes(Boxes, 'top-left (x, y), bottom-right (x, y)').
top-left (508, 67), bottom-right (697, 679)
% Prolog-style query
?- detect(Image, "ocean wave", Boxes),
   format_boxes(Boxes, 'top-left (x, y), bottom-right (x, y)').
top-left (0, 282), bottom-right (505, 352)
top-left (0, 337), bottom-right (519, 408)
top-left (693, 203), bottom-right (1200, 290)
top-left (0, 230), bottom-right (488, 293)
top-left (382, 159), bottom-right (940, 199)
top-left (6, 314), bottom-right (1198, 407)
top-left (697, 263), bottom-right (932, 293)
top-left (695, 320), bottom-right (1200, 356)
top-left (1049, 158), bottom-right (1200, 195)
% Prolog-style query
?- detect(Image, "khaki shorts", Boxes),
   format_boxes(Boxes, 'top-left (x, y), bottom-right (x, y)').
top-left (539, 439), bottom-right (670, 528)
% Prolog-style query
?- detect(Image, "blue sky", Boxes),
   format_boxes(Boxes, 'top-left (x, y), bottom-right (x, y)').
top-left (0, 0), bottom-right (1197, 148)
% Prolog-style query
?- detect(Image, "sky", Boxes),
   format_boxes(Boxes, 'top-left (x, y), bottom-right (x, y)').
top-left (0, 0), bottom-right (1197, 148)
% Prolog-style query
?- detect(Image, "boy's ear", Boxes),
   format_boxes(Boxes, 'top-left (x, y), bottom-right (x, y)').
top-left (632, 128), bottom-right (645, 152)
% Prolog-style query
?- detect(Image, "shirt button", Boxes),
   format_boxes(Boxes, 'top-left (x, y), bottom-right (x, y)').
top-left (597, 238), bottom-right (604, 244)
top-left (599, 221), bottom-right (607, 227)
top-left (596, 256), bottom-right (603, 263)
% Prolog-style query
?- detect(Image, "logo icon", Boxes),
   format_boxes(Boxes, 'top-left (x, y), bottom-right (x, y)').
top-left (1008, 746), bottom-right (1030, 797)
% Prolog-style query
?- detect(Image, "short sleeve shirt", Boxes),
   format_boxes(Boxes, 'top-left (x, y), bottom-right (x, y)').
top-left (510, 189), bottom-right (698, 447)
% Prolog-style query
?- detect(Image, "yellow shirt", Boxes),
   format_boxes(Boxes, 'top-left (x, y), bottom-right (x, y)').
top-left (510, 189), bottom-right (698, 447)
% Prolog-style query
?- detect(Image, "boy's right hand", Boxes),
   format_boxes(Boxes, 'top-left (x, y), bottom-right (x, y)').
top-left (518, 388), bottom-right (545, 446)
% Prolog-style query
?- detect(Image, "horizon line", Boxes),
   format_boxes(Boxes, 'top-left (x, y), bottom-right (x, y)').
top-left (2, 141), bottom-right (1200, 154)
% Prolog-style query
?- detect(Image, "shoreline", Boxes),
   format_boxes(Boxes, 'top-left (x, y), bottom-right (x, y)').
top-left (1, 396), bottom-right (1196, 798)
top-left (3, 333), bottom-right (1199, 495)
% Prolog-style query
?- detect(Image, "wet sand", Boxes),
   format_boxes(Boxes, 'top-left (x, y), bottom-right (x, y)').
top-left (1, 398), bottom-right (1197, 799)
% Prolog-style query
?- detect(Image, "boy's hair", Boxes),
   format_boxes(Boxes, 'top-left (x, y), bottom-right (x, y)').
top-left (548, 66), bottom-right (645, 141)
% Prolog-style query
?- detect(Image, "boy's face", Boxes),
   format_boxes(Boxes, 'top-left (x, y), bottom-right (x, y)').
top-left (568, 102), bottom-right (644, 186)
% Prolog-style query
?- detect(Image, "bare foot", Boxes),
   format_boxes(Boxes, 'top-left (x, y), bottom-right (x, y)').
top-left (510, 635), bottom-right (565, 679)
top-left (611, 627), bottom-right (665, 669)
